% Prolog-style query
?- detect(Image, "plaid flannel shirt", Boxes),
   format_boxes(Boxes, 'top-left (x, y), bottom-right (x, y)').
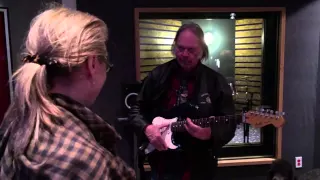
top-left (0, 93), bottom-right (136, 180)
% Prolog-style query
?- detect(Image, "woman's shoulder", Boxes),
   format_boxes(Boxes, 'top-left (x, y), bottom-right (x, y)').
top-left (21, 126), bottom-right (135, 179)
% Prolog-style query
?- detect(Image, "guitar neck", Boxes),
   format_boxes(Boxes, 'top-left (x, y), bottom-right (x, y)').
top-left (171, 115), bottom-right (242, 132)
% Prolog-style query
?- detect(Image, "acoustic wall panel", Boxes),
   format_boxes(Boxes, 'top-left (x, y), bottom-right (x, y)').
top-left (234, 18), bottom-right (263, 111)
top-left (139, 19), bottom-right (182, 80)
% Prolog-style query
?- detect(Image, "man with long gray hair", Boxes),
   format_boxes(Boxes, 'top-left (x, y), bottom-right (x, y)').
top-left (129, 23), bottom-right (236, 180)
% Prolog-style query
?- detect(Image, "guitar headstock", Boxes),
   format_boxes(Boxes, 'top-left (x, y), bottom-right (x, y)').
top-left (245, 108), bottom-right (286, 128)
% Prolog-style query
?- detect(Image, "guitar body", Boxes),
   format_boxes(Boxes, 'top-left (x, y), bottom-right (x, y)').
top-left (144, 117), bottom-right (179, 154)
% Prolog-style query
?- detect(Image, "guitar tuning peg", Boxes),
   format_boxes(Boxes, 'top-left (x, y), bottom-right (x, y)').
top-left (270, 110), bottom-right (274, 114)
top-left (266, 109), bottom-right (270, 116)
top-left (255, 107), bottom-right (259, 111)
top-left (280, 112), bottom-right (285, 116)
top-left (260, 108), bottom-right (264, 112)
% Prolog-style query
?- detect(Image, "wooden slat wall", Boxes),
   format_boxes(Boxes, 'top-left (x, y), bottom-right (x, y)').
top-left (139, 19), bottom-right (182, 80)
top-left (234, 19), bottom-right (263, 111)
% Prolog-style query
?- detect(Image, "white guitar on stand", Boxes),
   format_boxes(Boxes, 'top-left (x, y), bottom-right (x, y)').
top-left (142, 108), bottom-right (286, 154)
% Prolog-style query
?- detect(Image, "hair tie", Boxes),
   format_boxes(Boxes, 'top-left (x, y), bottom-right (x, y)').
top-left (22, 55), bottom-right (58, 66)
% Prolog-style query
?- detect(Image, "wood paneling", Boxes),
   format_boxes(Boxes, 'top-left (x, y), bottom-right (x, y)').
top-left (235, 62), bottom-right (261, 68)
top-left (140, 29), bottom-right (176, 38)
top-left (235, 37), bottom-right (261, 44)
top-left (140, 65), bottom-right (158, 72)
top-left (237, 92), bottom-right (261, 100)
top-left (235, 57), bottom-right (261, 63)
top-left (139, 23), bottom-right (180, 31)
top-left (140, 45), bottom-right (172, 50)
top-left (139, 19), bottom-right (182, 80)
top-left (235, 24), bottom-right (263, 31)
top-left (235, 49), bottom-right (262, 56)
top-left (235, 19), bottom-right (263, 25)
top-left (235, 75), bottom-right (261, 82)
top-left (276, 9), bottom-right (286, 159)
top-left (235, 30), bottom-right (263, 38)
top-left (235, 44), bottom-right (262, 49)
top-left (235, 80), bottom-right (261, 87)
top-left (234, 19), bottom-right (263, 109)
top-left (140, 51), bottom-right (174, 59)
top-left (236, 87), bottom-right (261, 93)
top-left (140, 58), bottom-right (172, 66)
top-left (140, 19), bottom-right (182, 26)
top-left (235, 68), bottom-right (261, 75)
top-left (140, 37), bottom-right (173, 45)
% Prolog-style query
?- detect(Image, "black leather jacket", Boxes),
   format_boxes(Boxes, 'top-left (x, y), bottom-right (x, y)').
top-left (129, 59), bottom-right (236, 155)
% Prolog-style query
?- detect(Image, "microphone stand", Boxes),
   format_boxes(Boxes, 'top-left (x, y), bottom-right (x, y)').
top-left (243, 92), bottom-right (253, 143)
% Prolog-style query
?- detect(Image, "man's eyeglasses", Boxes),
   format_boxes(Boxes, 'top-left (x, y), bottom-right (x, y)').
top-left (176, 45), bottom-right (198, 55)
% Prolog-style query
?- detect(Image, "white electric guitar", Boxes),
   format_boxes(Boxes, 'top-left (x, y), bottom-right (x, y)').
top-left (142, 108), bottom-right (286, 154)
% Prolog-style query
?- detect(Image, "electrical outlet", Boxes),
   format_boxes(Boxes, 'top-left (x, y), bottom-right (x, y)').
top-left (295, 156), bottom-right (302, 168)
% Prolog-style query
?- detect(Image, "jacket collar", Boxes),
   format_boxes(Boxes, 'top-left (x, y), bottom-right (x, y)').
top-left (171, 59), bottom-right (204, 80)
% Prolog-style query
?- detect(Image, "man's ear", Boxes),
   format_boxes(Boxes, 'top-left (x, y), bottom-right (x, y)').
top-left (197, 49), bottom-right (204, 60)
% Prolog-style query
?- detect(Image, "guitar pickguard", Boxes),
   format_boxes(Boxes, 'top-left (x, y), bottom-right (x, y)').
top-left (144, 117), bottom-right (179, 154)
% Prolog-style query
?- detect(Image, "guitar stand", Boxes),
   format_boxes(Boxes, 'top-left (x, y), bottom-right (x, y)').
top-left (242, 106), bottom-right (249, 143)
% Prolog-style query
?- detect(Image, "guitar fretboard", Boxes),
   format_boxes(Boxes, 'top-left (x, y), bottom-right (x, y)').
top-left (171, 115), bottom-right (242, 132)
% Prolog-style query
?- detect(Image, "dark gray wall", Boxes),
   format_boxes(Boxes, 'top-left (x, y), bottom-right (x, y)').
top-left (314, 7), bottom-right (320, 168)
top-left (77, 0), bottom-right (320, 179)
top-left (0, 0), bottom-right (61, 70)
top-left (283, 0), bottom-right (320, 172)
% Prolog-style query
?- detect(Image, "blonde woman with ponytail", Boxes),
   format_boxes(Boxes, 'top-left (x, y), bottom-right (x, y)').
top-left (0, 5), bottom-right (135, 180)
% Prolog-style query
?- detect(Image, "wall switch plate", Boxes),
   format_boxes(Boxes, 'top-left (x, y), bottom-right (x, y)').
top-left (295, 156), bottom-right (302, 168)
